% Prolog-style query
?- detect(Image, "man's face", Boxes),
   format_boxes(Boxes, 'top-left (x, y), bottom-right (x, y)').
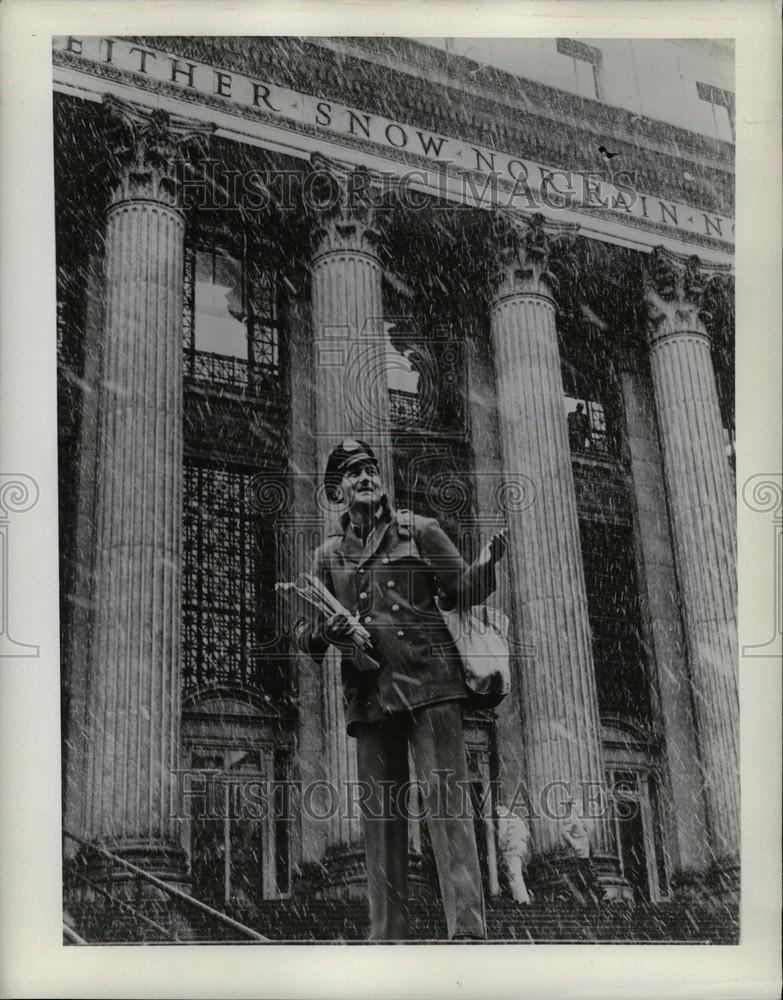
top-left (339, 460), bottom-right (383, 510)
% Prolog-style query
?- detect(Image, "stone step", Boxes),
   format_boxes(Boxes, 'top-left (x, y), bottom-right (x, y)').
top-left (65, 894), bottom-right (739, 945)
top-left (232, 897), bottom-right (739, 944)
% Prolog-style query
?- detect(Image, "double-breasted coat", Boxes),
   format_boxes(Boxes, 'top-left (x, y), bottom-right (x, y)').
top-left (295, 499), bottom-right (497, 733)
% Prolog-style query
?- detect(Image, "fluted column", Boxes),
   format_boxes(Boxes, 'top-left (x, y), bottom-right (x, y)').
top-left (488, 215), bottom-right (618, 882)
top-left (83, 98), bottom-right (212, 884)
top-left (309, 155), bottom-right (394, 488)
top-left (308, 157), bottom-right (393, 857)
top-left (644, 248), bottom-right (739, 870)
top-left (616, 346), bottom-right (711, 881)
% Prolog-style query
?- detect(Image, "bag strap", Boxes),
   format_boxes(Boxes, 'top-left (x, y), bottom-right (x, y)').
top-left (395, 508), bottom-right (415, 540)
top-left (396, 508), bottom-right (437, 578)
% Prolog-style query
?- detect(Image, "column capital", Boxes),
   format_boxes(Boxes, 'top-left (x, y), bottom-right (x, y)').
top-left (308, 152), bottom-right (383, 258)
top-left (102, 95), bottom-right (215, 207)
top-left (488, 211), bottom-right (578, 300)
top-left (644, 246), bottom-right (733, 344)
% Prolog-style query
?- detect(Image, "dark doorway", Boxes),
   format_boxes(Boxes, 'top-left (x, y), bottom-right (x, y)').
top-left (617, 804), bottom-right (650, 902)
top-left (191, 816), bottom-right (226, 907)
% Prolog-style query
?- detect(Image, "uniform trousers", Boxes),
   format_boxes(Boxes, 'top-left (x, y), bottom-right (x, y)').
top-left (354, 699), bottom-right (486, 941)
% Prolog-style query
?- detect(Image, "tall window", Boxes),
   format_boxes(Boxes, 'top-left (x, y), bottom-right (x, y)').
top-left (607, 767), bottom-right (670, 902)
top-left (556, 38), bottom-right (603, 100)
top-left (182, 462), bottom-right (279, 693)
top-left (188, 745), bottom-right (290, 903)
top-left (386, 324), bottom-right (423, 428)
top-left (183, 243), bottom-right (281, 392)
top-left (562, 362), bottom-right (620, 457)
top-left (696, 81), bottom-right (735, 142)
top-left (385, 323), bottom-right (467, 434)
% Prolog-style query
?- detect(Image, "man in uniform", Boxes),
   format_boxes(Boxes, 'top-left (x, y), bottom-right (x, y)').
top-left (567, 401), bottom-right (592, 451)
top-left (295, 438), bottom-right (507, 941)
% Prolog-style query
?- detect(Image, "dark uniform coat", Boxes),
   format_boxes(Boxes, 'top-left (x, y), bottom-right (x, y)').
top-left (295, 499), bottom-right (496, 733)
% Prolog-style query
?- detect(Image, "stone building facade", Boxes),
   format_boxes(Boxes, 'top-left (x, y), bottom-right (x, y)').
top-left (54, 36), bottom-right (738, 923)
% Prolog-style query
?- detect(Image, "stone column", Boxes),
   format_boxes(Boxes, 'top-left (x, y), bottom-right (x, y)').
top-left (308, 157), bottom-right (394, 867)
top-left (309, 155), bottom-right (394, 488)
top-left (488, 215), bottom-right (618, 885)
top-left (82, 98), bottom-right (212, 885)
top-left (617, 346), bottom-right (711, 882)
top-left (466, 324), bottom-right (529, 811)
top-left (63, 249), bottom-right (105, 851)
top-left (644, 248), bottom-right (739, 873)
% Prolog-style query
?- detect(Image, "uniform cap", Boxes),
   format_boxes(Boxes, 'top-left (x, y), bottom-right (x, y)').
top-left (324, 438), bottom-right (378, 500)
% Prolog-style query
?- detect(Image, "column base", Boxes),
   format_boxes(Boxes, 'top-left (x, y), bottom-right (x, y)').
top-left (316, 848), bottom-right (368, 901)
top-left (73, 839), bottom-right (190, 900)
top-left (670, 859), bottom-right (740, 907)
top-left (707, 859), bottom-right (740, 900)
top-left (295, 848), bottom-right (433, 901)
top-left (528, 852), bottom-right (629, 903)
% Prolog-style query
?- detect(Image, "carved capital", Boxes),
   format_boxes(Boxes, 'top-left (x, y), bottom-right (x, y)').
top-left (308, 152), bottom-right (383, 258)
top-left (489, 211), bottom-right (578, 301)
top-left (102, 96), bottom-right (215, 208)
top-left (644, 246), bottom-right (733, 344)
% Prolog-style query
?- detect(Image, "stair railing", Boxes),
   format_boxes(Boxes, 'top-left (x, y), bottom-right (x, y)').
top-left (63, 830), bottom-right (269, 943)
top-left (62, 922), bottom-right (87, 945)
top-left (67, 866), bottom-right (178, 941)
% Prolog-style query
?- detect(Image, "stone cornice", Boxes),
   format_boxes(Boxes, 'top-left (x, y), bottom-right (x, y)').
top-left (326, 36), bottom-right (733, 163)
top-left (119, 35), bottom-right (734, 218)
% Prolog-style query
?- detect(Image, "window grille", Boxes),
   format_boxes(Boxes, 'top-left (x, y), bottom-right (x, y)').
top-left (182, 462), bottom-right (277, 692)
top-left (389, 388), bottom-right (422, 427)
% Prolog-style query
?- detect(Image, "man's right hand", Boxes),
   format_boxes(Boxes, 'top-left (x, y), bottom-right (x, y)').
top-left (324, 612), bottom-right (354, 648)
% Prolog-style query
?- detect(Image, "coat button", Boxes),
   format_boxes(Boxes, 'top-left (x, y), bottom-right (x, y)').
top-left (396, 630), bottom-right (404, 638)
top-left (382, 557), bottom-right (389, 564)
top-left (364, 615), bottom-right (373, 624)
top-left (359, 591), bottom-right (368, 600)
top-left (358, 568), bottom-right (366, 575)
top-left (386, 580), bottom-right (395, 589)
top-left (391, 604), bottom-right (400, 612)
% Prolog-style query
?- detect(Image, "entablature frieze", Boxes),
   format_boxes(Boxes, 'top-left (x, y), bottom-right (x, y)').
top-left (53, 38), bottom-right (734, 263)
top-left (124, 34), bottom-right (735, 204)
